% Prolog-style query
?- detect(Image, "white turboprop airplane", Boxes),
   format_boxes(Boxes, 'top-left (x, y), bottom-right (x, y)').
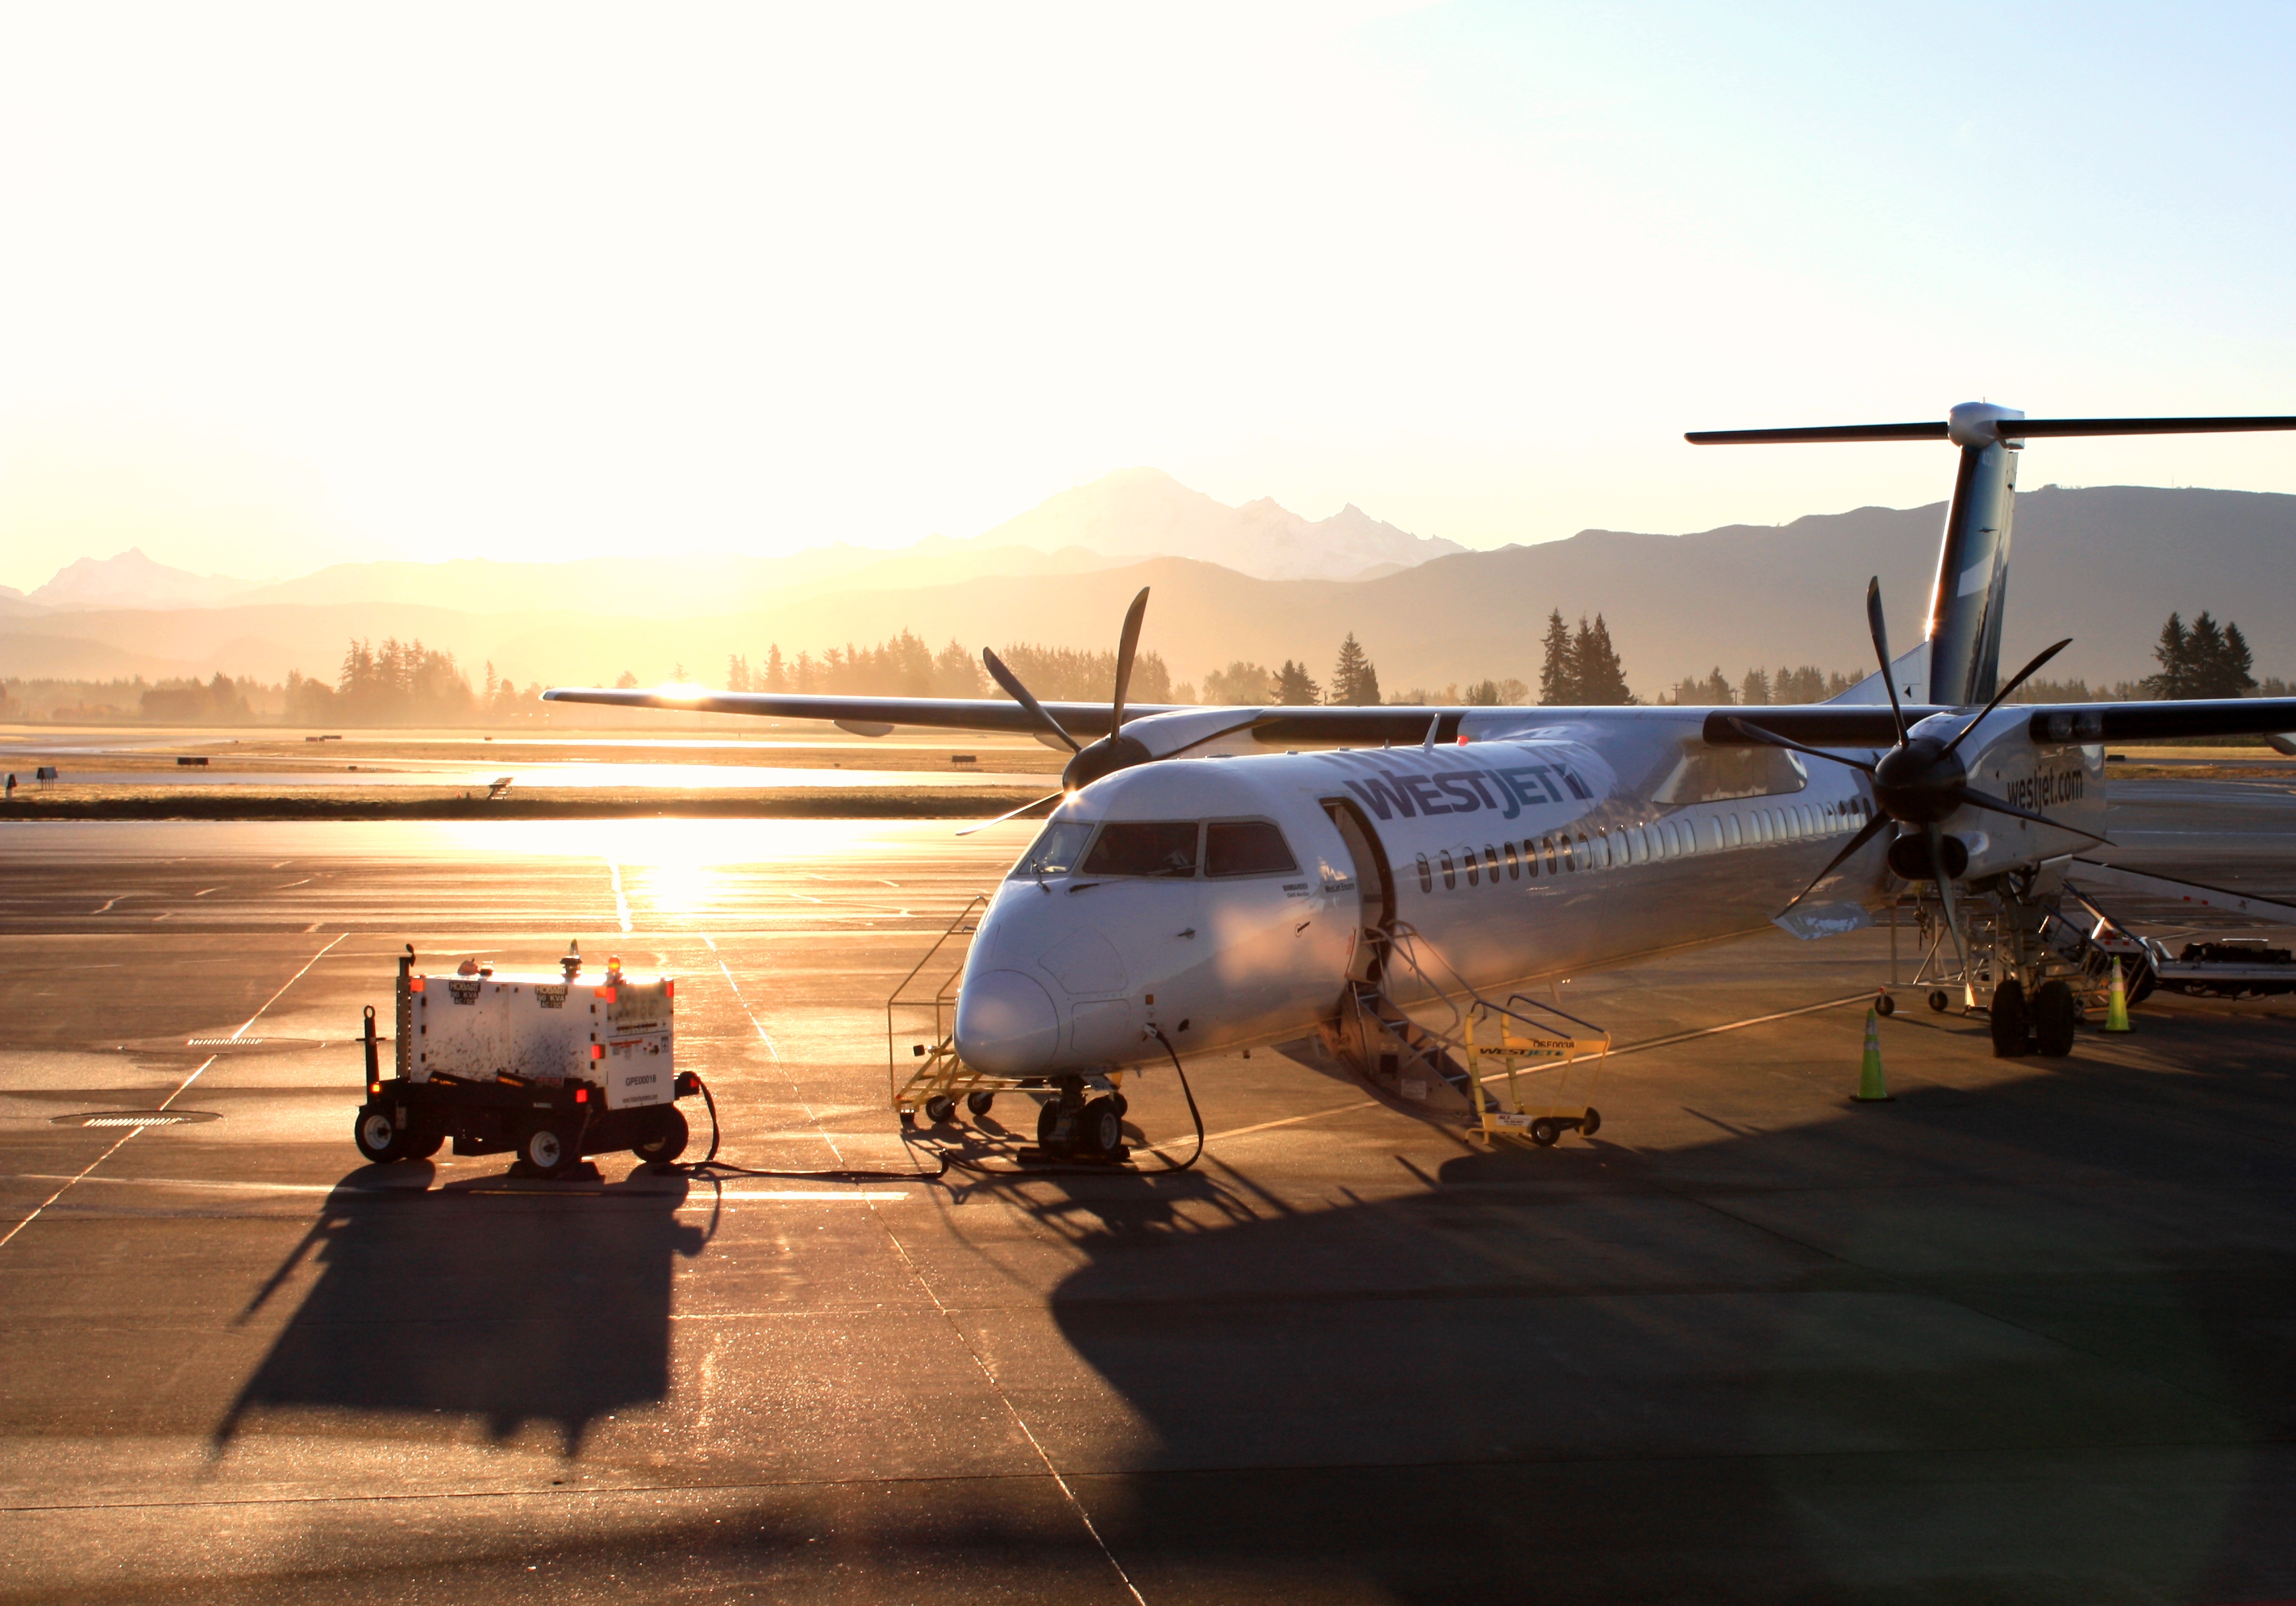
top-left (548, 403), bottom-right (2296, 1156)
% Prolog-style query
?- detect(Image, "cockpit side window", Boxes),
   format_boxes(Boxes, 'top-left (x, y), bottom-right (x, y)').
top-left (1205, 820), bottom-right (1298, 877)
top-left (1010, 820), bottom-right (1095, 879)
top-left (1079, 821), bottom-right (1200, 878)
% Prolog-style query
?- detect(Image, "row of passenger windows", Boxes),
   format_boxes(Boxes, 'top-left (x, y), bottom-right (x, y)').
top-left (1012, 818), bottom-right (1300, 881)
top-left (1415, 797), bottom-right (1874, 892)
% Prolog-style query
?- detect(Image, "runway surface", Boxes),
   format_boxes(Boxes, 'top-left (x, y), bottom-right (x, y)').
top-left (3, 781), bottom-right (2295, 1603)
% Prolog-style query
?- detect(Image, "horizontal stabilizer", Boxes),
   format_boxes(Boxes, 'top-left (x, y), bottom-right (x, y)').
top-left (1690, 414), bottom-right (2296, 446)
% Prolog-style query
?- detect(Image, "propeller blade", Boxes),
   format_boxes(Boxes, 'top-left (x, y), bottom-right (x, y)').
top-left (1926, 824), bottom-right (1972, 987)
top-left (981, 647), bottom-right (1081, 754)
top-left (1777, 811), bottom-right (1892, 916)
top-left (1726, 717), bottom-right (1879, 774)
top-left (1866, 576), bottom-right (1908, 745)
top-left (1109, 587), bottom-right (1149, 732)
top-left (1941, 638), bottom-right (2073, 758)
top-left (1949, 784), bottom-right (2110, 843)
top-left (954, 790), bottom-right (1067, 838)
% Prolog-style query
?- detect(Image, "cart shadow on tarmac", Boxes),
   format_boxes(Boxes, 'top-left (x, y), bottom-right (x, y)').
top-left (214, 1165), bottom-right (707, 1455)
top-left (1042, 1018), bottom-right (2296, 1603)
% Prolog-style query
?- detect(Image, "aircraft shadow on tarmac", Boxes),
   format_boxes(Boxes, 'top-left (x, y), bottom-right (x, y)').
top-left (1033, 1022), bottom-right (2296, 1603)
top-left (216, 1167), bottom-right (706, 1455)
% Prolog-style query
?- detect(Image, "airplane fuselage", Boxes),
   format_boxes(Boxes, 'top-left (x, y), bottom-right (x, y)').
top-left (953, 707), bottom-right (2108, 1076)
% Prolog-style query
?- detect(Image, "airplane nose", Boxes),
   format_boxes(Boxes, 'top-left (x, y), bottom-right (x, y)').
top-left (954, 968), bottom-right (1062, 1076)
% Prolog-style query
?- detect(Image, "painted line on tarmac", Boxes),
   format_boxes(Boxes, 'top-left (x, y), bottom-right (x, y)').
top-left (3, 1172), bottom-right (908, 1204)
top-left (0, 935), bottom-right (345, 1253)
top-left (702, 932), bottom-right (780, 1059)
top-left (1153, 991), bottom-right (1876, 1154)
top-left (605, 859), bottom-right (632, 932)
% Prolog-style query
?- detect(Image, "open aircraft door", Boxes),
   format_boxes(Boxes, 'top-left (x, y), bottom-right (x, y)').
top-left (1323, 797), bottom-right (1395, 983)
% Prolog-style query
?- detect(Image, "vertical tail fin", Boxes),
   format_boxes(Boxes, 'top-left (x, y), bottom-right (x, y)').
top-left (1687, 403), bottom-right (2296, 710)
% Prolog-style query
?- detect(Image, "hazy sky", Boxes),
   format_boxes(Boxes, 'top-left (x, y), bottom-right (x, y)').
top-left (3, 1), bottom-right (2293, 591)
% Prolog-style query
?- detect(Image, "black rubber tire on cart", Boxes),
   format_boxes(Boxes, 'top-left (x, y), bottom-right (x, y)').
top-left (1875, 993), bottom-right (1897, 1018)
top-left (2128, 959), bottom-right (2159, 1005)
top-left (2031, 980), bottom-right (2078, 1057)
top-left (1529, 1118), bottom-right (1562, 1147)
top-left (965, 1090), bottom-right (996, 1117)
top-left (1990, 980), bottom-right (2031, 1059)
top-left (1580, 1107), bottom-right (1602, 1138)
top-left (924, 1094), bottom-right (958, 1126)
top-left (1928, 990), bottom-right (1951, 1013)
top-left (1077, 1096), bottom-right (1125, 1161)
top-left (634, 1107), bottom-right (689, 1165)
top-left (405, 1133), bottom-right (444, 1161)
top-left (353, 1107), bottom-right (407, 1164)
top-left (519, 1119), bottom-right (580, 1177)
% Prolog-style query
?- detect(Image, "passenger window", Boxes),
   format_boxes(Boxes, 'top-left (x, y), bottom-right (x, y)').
top-left (1524, 841), bottom-right (1539, 879)
top-left (1416, 853), bottom-right (1433, 893)
top-left (1504, 841), bottom-right (1519, 880)
top-left (1542, 835), bottom-right (1558, 874)
top-left (1011, 821), bottom-right (1094, 879)
top-left (1483, 846), bottom-right (1500, 886)
top-left (1575, 833), bottom-right (1590, 868)
top-left (1205, 820), bottom-right (1298, 877)
top-left (1464, 850), bottom-right (1479, 887)
top-left (1440, 851), bottom-right (1456, 890)
top-left (1079, 821), bottom-right (1199, 878)
top-left (1560, 836), bottom-right (1577, 872)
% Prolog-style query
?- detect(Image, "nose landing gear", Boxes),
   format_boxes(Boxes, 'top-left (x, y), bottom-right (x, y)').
top-left (1033, 1082), bottom-right (1129, 1163)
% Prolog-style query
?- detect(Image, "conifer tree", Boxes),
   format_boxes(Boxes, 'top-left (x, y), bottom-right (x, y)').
top-left (1537, 609), bottom-right (1575, 705)
top-left (1329, 633), bottom-right (1379, 705)
top-left (1572, 615), bottom-right (1633, 704)
top-left (1273, 659), bottom-right (1321, 705)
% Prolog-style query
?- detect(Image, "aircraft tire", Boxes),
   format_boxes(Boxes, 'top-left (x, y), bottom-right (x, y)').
top-left (2031, 981), bottom-right (2078, 1057)
top-left (1078, 1096), bottom-right (1124, 1160)
top-left (1036, 1097), bottom-right (1063, 1151)
top-left (1990, 980), bottom-right (2031, 1059)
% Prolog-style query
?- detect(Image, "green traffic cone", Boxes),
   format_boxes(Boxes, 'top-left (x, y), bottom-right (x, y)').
top-left (1854, 1005), bottom-right (1892, 1101)
top-left (2105, 956), bottom-right (2133, 1033)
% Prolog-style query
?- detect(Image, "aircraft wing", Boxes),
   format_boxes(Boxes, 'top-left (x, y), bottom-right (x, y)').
top-left (540, 686), bottom-right (1494, 744)
top-left (539, 687), bottom-right (1175, 736)
top-left (1702, 699), bottom-right (2296, 747)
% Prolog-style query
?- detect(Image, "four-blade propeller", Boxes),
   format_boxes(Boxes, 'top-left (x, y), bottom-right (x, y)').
top-left (1730, 577), bottom-right (2104, 970)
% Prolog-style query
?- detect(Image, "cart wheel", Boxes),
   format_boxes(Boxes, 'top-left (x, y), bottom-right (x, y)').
top-left (406, 1133), bottom-right (444, 1161)
top-left (519, 1120), bottom-right (578, 1176)
top-left (1078, 1096), bottom-right (1125, 1161)
top-left (353, 1107), bottom-right (406, 1164)
top-left (1579, 1107), bottom-right (1601, 1138)
top-left (1036, 1097), bottom-right (1065, 1151)
top-left (634, 1107), bottom-right (689, 1165)
top-left (1874, 993), bottom-right (1896, 1018)
top-left (924, 1094), bottom-right (957, 1126)
top-left (1529, 1118), bottom-right (1561, 1147)
top-left (966, 1090), bottom-right (996, 1117)
top-left (1927, 990), bottom-right (1951, 1013)
top-left (1990, 980), bottom-right (2030, 1060)
top-left (2031, 980), bottom-right (2077, 1057)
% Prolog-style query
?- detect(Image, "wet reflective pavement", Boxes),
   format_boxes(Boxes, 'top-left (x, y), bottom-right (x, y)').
top-left (2, 784), bottom-right (2294, 1603)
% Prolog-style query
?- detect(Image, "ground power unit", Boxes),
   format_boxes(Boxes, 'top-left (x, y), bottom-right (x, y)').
top-left (355, 945), bottom-right (697, 1176)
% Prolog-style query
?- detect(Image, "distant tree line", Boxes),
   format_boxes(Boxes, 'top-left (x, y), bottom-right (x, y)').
top-left (1537, 612), bottom-right (1633, 705)
top-left (1658, 665), bottom-right (1861, 707)
top-left (713, 634), bottom-right (1172, 703)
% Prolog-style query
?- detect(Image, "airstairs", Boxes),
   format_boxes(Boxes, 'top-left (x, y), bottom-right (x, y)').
top-left (1326, 922), bottom-right (1611, 1145)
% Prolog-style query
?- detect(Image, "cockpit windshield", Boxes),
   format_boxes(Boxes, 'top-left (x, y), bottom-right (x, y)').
top-left (1079, 821), bottom-right (1200, 878)
top-left (1010, 821), bottom-right (1094, 879)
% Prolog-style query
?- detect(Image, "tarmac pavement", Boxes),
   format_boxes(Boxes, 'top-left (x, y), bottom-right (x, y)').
top-left (1, 783), bottom-right (2293, 1603)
